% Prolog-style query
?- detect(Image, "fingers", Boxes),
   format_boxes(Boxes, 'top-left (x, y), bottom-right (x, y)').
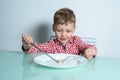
top-left (84, 47), bottom-right (97, 60)
top-left (86, 55), bottom-right (93, 60)
top-left (22, 34), bottom-right (33, 44)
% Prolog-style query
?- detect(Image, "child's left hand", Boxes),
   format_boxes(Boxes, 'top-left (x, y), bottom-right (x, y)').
top-left (84, 47), bottom-right (97, 60)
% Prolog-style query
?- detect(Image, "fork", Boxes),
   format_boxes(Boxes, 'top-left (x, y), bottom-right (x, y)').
top-left (31, 43), bottom-right (58, 63)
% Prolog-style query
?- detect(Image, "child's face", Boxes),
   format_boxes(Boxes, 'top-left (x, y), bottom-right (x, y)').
top-left (53, 23), bottom-right (75, 45)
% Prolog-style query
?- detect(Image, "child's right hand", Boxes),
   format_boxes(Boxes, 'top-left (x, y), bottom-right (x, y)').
top-left (22, 34), bottom-right (34, 44)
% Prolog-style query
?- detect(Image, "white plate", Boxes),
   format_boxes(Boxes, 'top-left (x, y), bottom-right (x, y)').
top-left (34, 53), bottom-right (88, 68)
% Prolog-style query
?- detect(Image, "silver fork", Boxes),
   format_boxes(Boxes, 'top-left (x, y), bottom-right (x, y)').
top-left (31, 43), bottom-right (58, 63)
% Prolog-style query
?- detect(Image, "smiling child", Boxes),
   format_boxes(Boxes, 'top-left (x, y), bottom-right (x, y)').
top-left (22, 8), bottom-right (97, 60)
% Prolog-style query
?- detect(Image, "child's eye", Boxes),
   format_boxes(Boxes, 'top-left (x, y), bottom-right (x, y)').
top-left (66, 31), bottom-right (71, 33)
top-left (57, 30), bottom-right (61, 32)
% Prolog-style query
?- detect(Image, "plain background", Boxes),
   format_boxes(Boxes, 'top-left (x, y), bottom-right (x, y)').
top-left (0, 0), bottom-right (120, 57)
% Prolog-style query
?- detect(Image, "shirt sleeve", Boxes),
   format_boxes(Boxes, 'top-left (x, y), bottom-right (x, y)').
top-left (74, 36), bottom-right (97, 54)
top-left (27, 40), bottom-right (54, 54)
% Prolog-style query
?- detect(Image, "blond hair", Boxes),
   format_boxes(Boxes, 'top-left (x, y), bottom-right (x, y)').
top-left (53, 8), bottom-right (76, 26)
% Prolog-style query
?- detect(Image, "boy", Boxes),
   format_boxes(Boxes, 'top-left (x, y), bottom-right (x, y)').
top-left (22, 8), bottom-right (97, 60)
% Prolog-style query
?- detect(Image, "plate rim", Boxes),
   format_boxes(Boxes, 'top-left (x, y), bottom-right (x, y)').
top-left (34, 53), bottom-right (88, 68)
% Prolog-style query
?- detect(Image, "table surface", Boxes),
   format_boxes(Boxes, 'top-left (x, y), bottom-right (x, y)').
top-left (0, 51), bottom-right (120, 80)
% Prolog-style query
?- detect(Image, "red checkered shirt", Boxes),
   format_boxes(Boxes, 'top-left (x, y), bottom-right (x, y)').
top-left (27, 36), bottom-right (97, 55)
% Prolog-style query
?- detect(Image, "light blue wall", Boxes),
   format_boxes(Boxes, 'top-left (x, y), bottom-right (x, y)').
top-left (0, 0), bottom-right (120, 57)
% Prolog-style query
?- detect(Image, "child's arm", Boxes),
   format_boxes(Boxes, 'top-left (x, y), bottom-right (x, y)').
top-left (75, 36), bottom-right (97, 60)
top-left (22, 34), bottom-right (49, 53)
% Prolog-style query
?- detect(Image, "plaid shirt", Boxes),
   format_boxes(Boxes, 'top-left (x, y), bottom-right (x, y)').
top-left (28, 36), bottom-right (97, 55)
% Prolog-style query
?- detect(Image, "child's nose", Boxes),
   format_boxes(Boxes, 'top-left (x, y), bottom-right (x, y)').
top-left (61, 32), bottom-right (66, 36)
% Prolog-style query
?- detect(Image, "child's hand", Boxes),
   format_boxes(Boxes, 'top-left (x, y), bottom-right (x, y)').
top-left (22, 34), bottom-right (33, 44)
top-left (84, 47), bottom-right (97, 60)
